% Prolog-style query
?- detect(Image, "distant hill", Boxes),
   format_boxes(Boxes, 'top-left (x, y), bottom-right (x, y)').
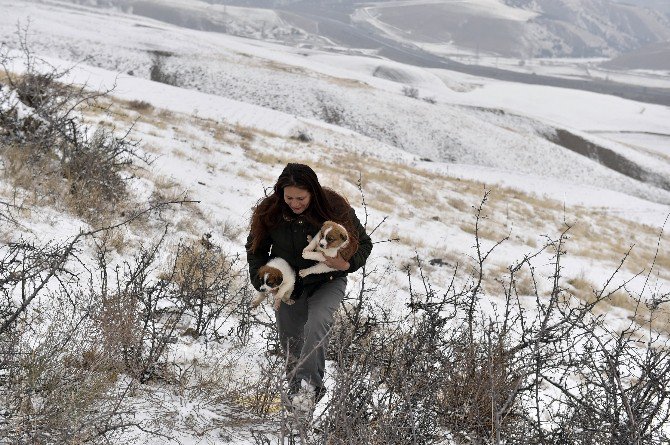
top-left (602, 41), bottom-right (670, 70)
top-left (60, 0), bottom-right (670, 60)
top-left (613, 0), bottom-right (670, 15)
top-left (356, 0), bottom-right (670, 58)
top-left (523, 0), bottom-right (670, 57)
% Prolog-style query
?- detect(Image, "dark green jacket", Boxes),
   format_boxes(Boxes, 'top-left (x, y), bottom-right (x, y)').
top-left (246, 208), bottom-right (372, 297)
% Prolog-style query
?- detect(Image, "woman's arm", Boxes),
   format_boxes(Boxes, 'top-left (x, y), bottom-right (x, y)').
top-left (245, 233), bottom-right (271, 291)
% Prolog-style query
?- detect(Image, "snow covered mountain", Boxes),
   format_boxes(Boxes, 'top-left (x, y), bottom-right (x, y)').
top-left (51, 0), bottom-right (670, 61)
top-left (502, 0), bottom-right (670, 57)
top-left (353, 0), bottom-right (670, 59)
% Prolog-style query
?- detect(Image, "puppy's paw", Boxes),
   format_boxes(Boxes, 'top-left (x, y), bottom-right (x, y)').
top-left (306, 235), bottom-right (313, 243)
top-left (298, 269), bottom-right (308, 278)
top-left (284, 298), bottom-right (296, 306)
top-left (302, 250), bottom-right (310, 259)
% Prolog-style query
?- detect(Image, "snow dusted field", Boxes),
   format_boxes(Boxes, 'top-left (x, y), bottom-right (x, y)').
top-left (1, 0), bottom-right (670, 443)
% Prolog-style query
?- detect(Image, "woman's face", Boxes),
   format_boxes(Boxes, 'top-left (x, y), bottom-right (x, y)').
top-left (284, 186), bottom-right (311, 215)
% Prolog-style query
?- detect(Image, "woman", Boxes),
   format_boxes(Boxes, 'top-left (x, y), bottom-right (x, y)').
top-left (246, 163), bottom-right (372, 413)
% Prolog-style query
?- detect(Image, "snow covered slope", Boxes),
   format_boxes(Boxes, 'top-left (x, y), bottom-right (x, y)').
top-left (2, 0), bottom-right (670, 209)
top-left (352, 0), bottom-right (670, 58)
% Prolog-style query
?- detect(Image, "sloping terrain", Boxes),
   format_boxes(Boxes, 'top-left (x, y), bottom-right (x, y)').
top-left (2, 50), bottom-right (670, 442)
top-left (2, 0), bottom-right (670, 206)
top-left (602, 41), bottom-right (670, 70)
top-left (353, 0), bottom-right (670, 58)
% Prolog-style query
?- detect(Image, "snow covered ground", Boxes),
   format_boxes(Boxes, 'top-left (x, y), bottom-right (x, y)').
top-left (1, 0), bottom-right (670, 443)
top-left (4, 0), bottom-right (670, 208)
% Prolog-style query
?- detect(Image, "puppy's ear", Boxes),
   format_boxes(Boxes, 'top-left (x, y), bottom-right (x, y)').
top-left (258, 265), bottom-right (270, 278)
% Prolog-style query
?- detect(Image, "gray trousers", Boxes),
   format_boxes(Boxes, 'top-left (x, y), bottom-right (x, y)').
top-left (276, 276), bottom-right (347, 389)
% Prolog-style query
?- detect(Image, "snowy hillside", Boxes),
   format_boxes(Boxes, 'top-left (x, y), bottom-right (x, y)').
top-left (1, 0), bottom-right (670, 443)
top-left (352, 0), bottom-right (670, 58)
top-left (3, 0), bottom-right (670, 206)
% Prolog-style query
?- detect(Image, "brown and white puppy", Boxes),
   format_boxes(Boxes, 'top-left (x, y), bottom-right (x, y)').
top-left (299, 221), bottom-right (350, 278)
top-left (250, 257), bottom-right (296, 311)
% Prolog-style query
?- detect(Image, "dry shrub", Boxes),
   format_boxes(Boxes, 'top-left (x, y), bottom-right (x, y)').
top-left (126, 99), bottom-right (154, 112)
top-left (0, 50), bottom-right (145, 224)
top-left (234, 123), bottom-right (256, 141)
top-left (95, 287), bottom-right (140, 372)
top-left (525, 234), bottom-right (538, 248)
top-left (160, 237), bottom-right (246, 339)
top-left (316, 211), bottom-right (670, 444)
top-left (195, 117), bottom-right (230, 143)
top-left (1, 142), bottom-right (61, 207)
top-left (365, 170), bottom-right (416, 197)
top-left (263, 59), bottom-right (308, 75)
top-left (167, 238), bottom-right (231, 288)
top-left (246, 149), bottom-right (287, 166)
top-left (448, 196), bottom-right (470, 212)
top-left (645, 305), bottom-right (670, 335)
top-left (459, 218), bottom-right (508, 241)
top-left (436, 339), bottom-right (525, 441)
top-left (615, 295), bottom-right (670, 336)
top-left (236, 167), bottom-right (252, 179)
top-left (153, 174), bottom-right (180, 192)
top-left (3, 333), bottom-right (132, 444)
top-left (487, 262), bottom-right (535, 296)
top-left (567, 272), bottom-right (670, 334)
top-left (149, 52), bottom-right (180, 86)
top-left (628, 248), bottom-right (670, 280)
top-left (321, 268), bottom-right (530, 444)
top-left (567, 273), bottom-right (595, 304)
top-left (367, 187), bottom-right (396, 213)
top-left (402, 85), bottom-right (419, 99)
top-left (0, 238), bottom-right (136, 442)
top-left (219, 218), bottom-right (245, 241)
top-left (606, 289), bottom-right (641, 313)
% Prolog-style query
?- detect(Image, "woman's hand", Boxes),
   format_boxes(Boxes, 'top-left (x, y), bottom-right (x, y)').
top-left (324, 254), bottom-right (350, 271)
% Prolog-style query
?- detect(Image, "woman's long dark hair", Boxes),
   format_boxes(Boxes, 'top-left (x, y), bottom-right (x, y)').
top-left (249, 163), bottom-right (358, 255)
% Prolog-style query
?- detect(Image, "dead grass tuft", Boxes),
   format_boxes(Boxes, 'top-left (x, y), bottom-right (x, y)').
top-left (233, 124), bottom-right (256, 141)
top-left (246, 149), bottom-right (288, 166)
top-left (459, 218), bottom-right (509, 242)
top-left (566, 273), bottom-right (596, 305)
top-left (195, 118), bottom-right (231, 144)
top-left (448, 197), bottom-right (470, 212)
top-left (126, 99), bottom-right (154, 112)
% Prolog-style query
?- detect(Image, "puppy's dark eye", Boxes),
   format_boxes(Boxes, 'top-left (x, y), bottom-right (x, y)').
top-left (326, 236), bottom-right (334, 242)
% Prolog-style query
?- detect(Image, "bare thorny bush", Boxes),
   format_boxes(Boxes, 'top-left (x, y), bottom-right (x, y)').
top-left (0, 223), bottom-right (254, 442)
top-left (0, 28), bottom-right (149, 223)
top-left (0, 32), bottom-right (257, 442)
top-left (250, 191), bottom-right (670, 445)
top-left (0, 235), bottom-right (136, 443)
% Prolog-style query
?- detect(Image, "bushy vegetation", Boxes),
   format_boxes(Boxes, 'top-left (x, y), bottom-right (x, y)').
top-left (149, 50), bottom-right (180, 87)
top-left (233, 194), bottom-right (669, 445)
top-left (0, 33), bottom-right (147, 224)
top-left (0, 35), bottom-right (251, 441)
